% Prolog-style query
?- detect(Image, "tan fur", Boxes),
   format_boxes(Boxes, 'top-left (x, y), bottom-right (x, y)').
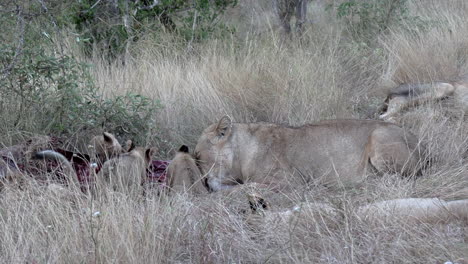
top-left (358, 198), bottom-right (468, 223)
top-left (0, 165), bottom-right (27, 191)
top-left (89, 132), bottom-right (124, 164)
top-left (0, 158), bottom-right (19, 181)
top-left (30, 132), bottom-right (124, 191)
top-left (247, 194), bottom-right (468, 230)
top-left (0, 136), bottom-right (54, 169)
top-left (380, 76), bottom-right (468, 121)
top-left (166, 145), bottom-right (206, 195)
top-left (0, 145), bottom-right (24, 189)
top-left (0, 135), bottom-right (57, 187)
top-left (96, 146), bottom-right (155, 197)
top-left (194, 117), bottom-right (425, 192)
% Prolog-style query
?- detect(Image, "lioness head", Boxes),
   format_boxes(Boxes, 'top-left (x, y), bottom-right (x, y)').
top-left (194, 116), bottom-right (240, 192)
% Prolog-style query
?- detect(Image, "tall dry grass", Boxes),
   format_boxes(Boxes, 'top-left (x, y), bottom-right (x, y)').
top-left (88, 0), bottom-right (468, 151)
top-left (1, 0), bottom-right (468, 263)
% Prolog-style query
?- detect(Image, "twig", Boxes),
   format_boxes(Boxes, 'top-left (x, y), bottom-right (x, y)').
top-left (35, 0), bottom-right (65, 55)
top-left (137, 0), bottom-right (160, 10)
top-left (187, 10), bottom-right (198, 52)
top-left (90, 0), bottom-right (102, 10)
top-left (0, 5), bottom-right (25, 82)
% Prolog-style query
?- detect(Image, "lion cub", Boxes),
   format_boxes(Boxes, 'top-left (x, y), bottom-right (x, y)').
top-left (96, 142), bottom-right (155, 197)
top-left (33, 132), bottom-right (127, 186)
top-left (166, 145), bottom-right (206, 195)
top-left (89, 132), bottom-right (125, 165)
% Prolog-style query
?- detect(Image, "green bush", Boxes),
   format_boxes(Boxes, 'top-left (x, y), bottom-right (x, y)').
top-left (0, 44), bottom-right (160, 144)
top-left (178, 0), bottom-right (237, 42)
top-left (330, 0), bottom-right (425, 42)
top-left (68, 0), bottom-right (237, 59)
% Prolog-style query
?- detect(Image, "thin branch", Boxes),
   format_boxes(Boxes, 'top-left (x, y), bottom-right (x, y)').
top-left (186, 10), bottom-right (198, 51)
top-left (35, 0), bottom-right (65, 55)
top-left (35, 0), bottom-right (58, 29)
top-left (0, 5), bottom-right (25, 82)
top-left (137, 0), bottom-right (160, 10)
top-left (90, 0), bottom-right (102, 10)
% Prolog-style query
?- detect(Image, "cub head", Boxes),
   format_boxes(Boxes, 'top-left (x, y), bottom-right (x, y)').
top-left (127, 145), bottom-right (156, 166)
top-left (194, 116), bottom-right (238, 192)
top-left (166, 145), bottom-right (205, 194)
top-left (89, 132), bottom-right (123, 163)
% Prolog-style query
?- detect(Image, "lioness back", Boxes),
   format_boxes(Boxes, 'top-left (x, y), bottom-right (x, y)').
top-left (195, 117), bottom-right (424, 192)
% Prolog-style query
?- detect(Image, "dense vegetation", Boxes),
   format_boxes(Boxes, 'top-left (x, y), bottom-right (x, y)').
top-left (1, 0), bottom-right (468, 263)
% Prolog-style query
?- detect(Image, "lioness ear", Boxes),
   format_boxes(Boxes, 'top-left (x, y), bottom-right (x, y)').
top-left (103, 132), bottom-right (114, 144)
top-left (178, 145), bottom-right (189, 153)
top-left (215, 115), bottom-right (232, 137)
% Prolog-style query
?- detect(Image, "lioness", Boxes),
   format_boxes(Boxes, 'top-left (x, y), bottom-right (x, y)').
top-left (247, 194), bottom-right (468, 227)
top-left (194, 116), bottom-right (425, 192)
top-left (379, 76), bottom-right (468, 121)
top-left (357, 198), bottom-right (468, 223)
top-left (166, 145), bottom-right (206, 195)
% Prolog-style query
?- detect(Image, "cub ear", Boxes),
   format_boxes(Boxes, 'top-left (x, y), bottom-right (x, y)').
top-left (215, 115), bottom-right (232, 137)
top-left (178, 145), bottom-right (189, 153)
top-left (145, 147), bottom-right (156, 162)
top-left (125, 140), bottom-right (135, 152)
top-left (103, 132), bottom-right (114, 144)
